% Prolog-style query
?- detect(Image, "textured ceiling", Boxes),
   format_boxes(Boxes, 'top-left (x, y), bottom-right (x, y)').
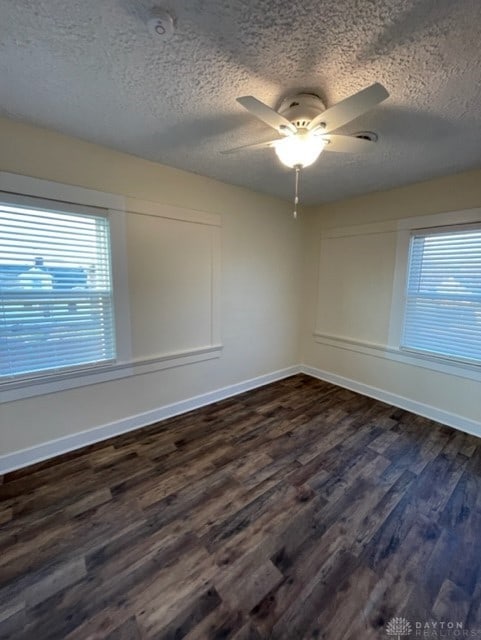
top-left (1, 0), bottom-right (481, 204)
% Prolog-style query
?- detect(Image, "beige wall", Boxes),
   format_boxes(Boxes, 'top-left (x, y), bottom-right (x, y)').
top-left (1, 114), bottom-right (480, 464)
top-left (301, 169), bottom-right (481, 430)
top-left (0, 117), bottom-right (302, 458)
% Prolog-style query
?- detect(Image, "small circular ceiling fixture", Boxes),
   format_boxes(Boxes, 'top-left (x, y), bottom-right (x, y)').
top-left (147, 8), bottom-right (175, 39)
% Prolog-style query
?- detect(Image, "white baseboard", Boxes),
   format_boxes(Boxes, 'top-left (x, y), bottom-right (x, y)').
top-left (300, 364), bottom-right (481, 439)
top-left (0, 366), bottom-right (300, 474)
top-left (2, 362), bottom-right (478, 474)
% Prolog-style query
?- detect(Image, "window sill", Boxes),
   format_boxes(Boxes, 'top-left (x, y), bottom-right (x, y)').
top-left (313, 332), bottom-right (481, 383)
top-left (0, 344), bottom-right (223, 403)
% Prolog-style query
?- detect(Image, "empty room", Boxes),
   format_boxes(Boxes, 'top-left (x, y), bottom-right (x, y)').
top-left (1, 1), bottom-right (481, 638)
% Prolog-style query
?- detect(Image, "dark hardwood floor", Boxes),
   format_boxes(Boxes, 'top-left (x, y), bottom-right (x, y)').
top-left (1, 374), bottom-right (481, 639)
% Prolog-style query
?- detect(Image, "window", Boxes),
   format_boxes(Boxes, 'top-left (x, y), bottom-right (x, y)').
top-left (402, 225), bottom-right (481, 365)
top-left (0, 196), bottom-right (116, 381)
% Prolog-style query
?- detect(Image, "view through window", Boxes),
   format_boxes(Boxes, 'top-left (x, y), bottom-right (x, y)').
top-left (0, 200), bottom-right (116, 380)
top-left (402, 226), bottom-right (481, 365)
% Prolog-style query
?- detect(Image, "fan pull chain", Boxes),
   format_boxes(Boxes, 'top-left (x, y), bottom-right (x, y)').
top-left (293, 165), bottom-right (301, 219)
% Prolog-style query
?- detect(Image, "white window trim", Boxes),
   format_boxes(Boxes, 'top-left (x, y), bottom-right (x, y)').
top-left (0, 172), bottom-right (223, 403)
top-left (0, 191), bottom-right (122, 379)
top-left (387, 207), bottom-right (481, 380)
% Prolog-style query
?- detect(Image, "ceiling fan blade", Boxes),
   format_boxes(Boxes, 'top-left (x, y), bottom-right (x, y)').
top-left (237, 96), bottom-right (297, 134)
top-left (322, 134), bottom-right (376, 153)
top-left (308, 83), bottom-right (389, 133)
top-left (221, 138), bottom-right (281, 154)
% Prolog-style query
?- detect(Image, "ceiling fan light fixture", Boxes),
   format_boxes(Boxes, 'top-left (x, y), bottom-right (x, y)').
top-left (274, 133), bottom-right (325, 168)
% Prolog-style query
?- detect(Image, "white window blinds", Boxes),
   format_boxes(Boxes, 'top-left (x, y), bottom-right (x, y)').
top-left (0, 198), bottom-right (116, 380)
top-left (402, 225), bottom-right (481, 365)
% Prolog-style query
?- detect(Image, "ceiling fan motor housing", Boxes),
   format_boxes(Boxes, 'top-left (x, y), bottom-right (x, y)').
top-left (278, 93), bottom-right (326, 130)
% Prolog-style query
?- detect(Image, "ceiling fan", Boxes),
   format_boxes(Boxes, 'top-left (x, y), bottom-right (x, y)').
top-left (224, 83), bottom-right (389, 216)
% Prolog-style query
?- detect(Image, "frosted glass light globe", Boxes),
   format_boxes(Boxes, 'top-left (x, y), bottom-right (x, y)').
top-left (274, 132), bottom-right (325, 168)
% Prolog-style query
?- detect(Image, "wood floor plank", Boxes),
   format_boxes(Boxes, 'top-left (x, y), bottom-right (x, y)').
top-left (25, 557), bottom-right (87, 607)
top-left (251, 519), bottom-right (347, 636)
top-left (133, 546), bottom-right (218, 638)
top-left (304, 563), bottom-right (382, 640)
top-left (182, 604), bottom-right (246, 640)
top-left (215, 558), bottom-right (283, 613)
top-left (432, 579), bottom-right (470, 626)
top-left (1, 374), bottom-right (480, 639)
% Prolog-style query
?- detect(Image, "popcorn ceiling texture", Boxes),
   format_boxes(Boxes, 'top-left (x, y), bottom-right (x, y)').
top-left (0, 0), bottom-right (480, 203)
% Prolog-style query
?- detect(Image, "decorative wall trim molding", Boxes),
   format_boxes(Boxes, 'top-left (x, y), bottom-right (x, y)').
top-left (124, 196), bottom-right (221, 226)
top-left (0, 171), bottom-right (224, 403)
top-left (314, 332), bottom-right (389, 355)
top-left (0, 170), bottom-right (125, 210)
top-left (313, 332), bottom-right (481, 383)
top-left (300, 364), bottom-right (481, 440)
top-left (0, 345), bottom-right (224, 403)
top-left (0, 365), bottom-right (301, 474)
top-left (321, 207), bottom-right (481, 240)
